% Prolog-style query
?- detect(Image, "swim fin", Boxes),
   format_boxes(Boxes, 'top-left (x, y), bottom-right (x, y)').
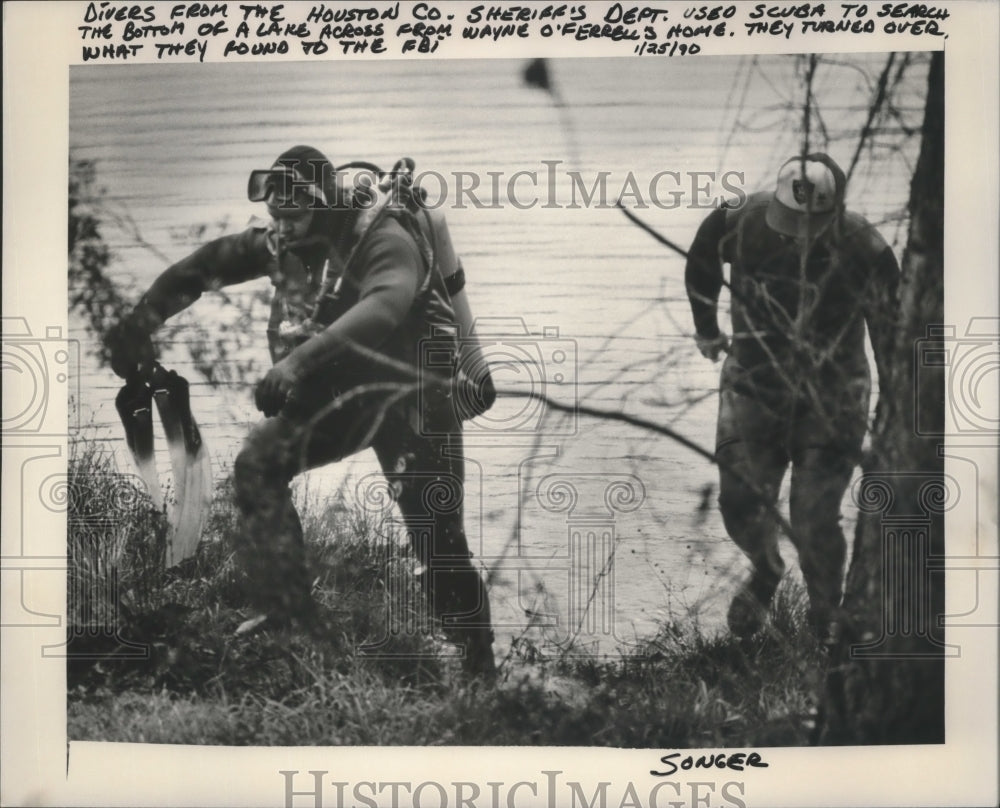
top-left (114, 377), bottom-right (164, 512)
top-left (150, 365), bottom-right (213, 568)
top-left (116, 363), bottom-right (212, 568)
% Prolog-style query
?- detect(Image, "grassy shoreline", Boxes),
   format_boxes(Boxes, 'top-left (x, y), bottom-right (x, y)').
top-left (67, 440), bottom-right (826, 747)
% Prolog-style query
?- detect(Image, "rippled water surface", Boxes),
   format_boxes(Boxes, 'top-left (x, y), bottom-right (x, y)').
top-left (70, 54), bottom-right (928, 650)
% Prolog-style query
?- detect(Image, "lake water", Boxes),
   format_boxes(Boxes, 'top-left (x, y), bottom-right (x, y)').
top-left (69, 54), bottom-right (929, 653)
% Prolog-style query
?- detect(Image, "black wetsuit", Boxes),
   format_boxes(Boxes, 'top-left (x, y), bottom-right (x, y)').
top-left (685, 191), bottom-right (899, 632)
top-left (136, 204), bottom-right (494, 673)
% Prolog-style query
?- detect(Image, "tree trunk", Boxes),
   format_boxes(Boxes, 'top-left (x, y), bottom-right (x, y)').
top-left (819, 51), bottom-right (945, 744)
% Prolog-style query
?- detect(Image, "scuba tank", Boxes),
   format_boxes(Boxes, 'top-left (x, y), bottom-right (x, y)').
top-left (334, 159), bottom-right (497, 420)
top-left (418, 204), bottom-right (496, 419)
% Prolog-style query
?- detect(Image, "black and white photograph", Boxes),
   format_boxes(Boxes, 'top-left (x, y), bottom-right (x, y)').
top-left (2, 2), bottom-right (998, 807)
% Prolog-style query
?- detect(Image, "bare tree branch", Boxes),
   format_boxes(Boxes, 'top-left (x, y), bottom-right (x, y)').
top-left (847, 54), bottom-right (898, 184)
